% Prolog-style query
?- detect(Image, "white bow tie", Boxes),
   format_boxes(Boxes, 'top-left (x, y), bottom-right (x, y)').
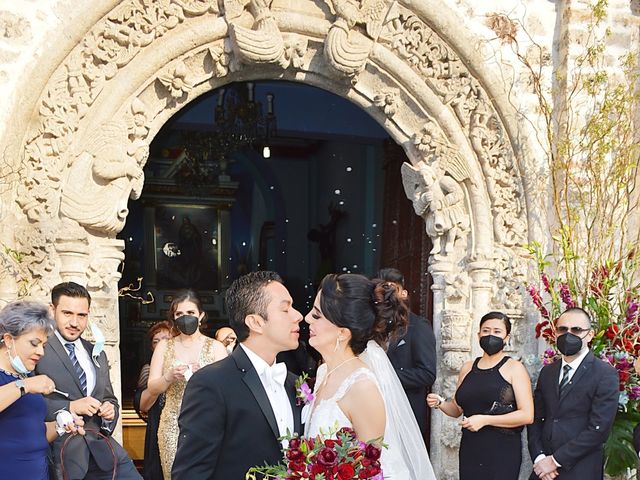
top-left (264, 362), bottom-right (287, 387)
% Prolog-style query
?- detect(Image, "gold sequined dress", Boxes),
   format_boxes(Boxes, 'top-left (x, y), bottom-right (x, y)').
top-left (157, 337), bottom-right (218, 479)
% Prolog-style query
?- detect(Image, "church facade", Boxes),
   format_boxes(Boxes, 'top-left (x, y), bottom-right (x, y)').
top-left (0, 1), bottom-right (637, 477)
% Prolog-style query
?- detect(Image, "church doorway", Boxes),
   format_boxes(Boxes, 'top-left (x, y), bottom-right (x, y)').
top-left (117, 80), bottom-right (433, 409)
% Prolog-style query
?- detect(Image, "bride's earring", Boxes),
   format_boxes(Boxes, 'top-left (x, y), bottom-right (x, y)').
top-left (334, 336), bottom-right (342, 353)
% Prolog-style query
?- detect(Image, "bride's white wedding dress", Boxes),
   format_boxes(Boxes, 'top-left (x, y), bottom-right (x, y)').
top-left (305, 340), bottom-right (437, 480)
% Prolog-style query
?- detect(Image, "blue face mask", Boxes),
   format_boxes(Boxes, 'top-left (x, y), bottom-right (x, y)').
top-left (8, 339), bottom-right (30, 375)
top-left (90, 321), bottom-right (105, 368)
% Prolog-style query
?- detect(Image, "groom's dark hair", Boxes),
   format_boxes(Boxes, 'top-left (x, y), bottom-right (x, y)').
top-left (225, 271), bottom-right (283, 342)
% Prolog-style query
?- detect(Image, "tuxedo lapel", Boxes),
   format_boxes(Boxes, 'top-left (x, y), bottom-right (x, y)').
top-left (49, 334), bottom-right (85, 394)
top-left (233, 347), bottom-right (280, 439)
top-left (559, 352), bottom-right (594, 402)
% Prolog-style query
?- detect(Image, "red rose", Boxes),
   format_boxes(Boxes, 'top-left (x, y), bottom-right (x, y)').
top-left (619, 370), bottom-right (630, 383)
top-left (605, 325), bottom-right (620, 339)
top-left (337, 463), bottom-right (355, 479)
top-left (288, 460), bottom-right (306, 472)
top-left (364, 444), bottom-right (381, 461)
top-left (289, 437), bottom-right (301, 449)
top-left (311, 463), bottom-right (324, 475)
top-left (324, 439), bottom-right (337, 448)
top-left (337, 427), bottom-right (356, 440)
top-left (317, 447), bottom-right (338, 468)
top-left (287, 448), bottom-right (305, 462)
top-left (369, 465), bottom-right (381, 476)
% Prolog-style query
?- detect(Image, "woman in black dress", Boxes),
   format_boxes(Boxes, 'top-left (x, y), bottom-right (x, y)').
top-left (427, 311), bottom-right (534, 479)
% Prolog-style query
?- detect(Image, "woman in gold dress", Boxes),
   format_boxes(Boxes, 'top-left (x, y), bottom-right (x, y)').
top-left (147, 290), bottom-right (227, 478)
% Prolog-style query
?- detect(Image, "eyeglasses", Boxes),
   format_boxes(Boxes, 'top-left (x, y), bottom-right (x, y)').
top-left (556, 326), bottom-right (591, 335)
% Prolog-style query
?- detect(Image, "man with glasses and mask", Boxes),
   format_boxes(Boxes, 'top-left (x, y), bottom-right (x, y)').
top-left (528, 307), bottom-right (618, 480)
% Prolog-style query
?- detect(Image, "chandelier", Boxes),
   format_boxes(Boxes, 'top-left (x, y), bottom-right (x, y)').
top-left (178, 82), bottom-right (277, 185)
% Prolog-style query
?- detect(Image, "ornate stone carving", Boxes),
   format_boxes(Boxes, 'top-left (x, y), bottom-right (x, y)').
top-left (207, 44), bottom-right (232, 77)
top-left (402, 160), bottom-right (470, 257)
top-left (491, 246), bottom-right (527, 311)
top-left (15, 222), bottom-right (57, 282)
top-left (440, 310), bottom-right (472, 352)
top-left (87, 239), bottom-right (125, 294)
top-left (60, 121), bottom-right (144, 235)
top-left (157, 60), bottom-right (195, 101)
top-left (223, 0), bottom-right (307, 68)
top-left (324, 0), bottom-right (397, 76)
top-left (440, 418), bottom-right (462, 449)
top-left (381, 9), bottom-right (527, 250)
top-left (444, 270), bottom-right (470, 304)
top-left (18, 0), bottom-right (216, 224)
top-left (373, 88), bottom-right (399, 118)
top-left (55, 218), bottom-right (90, 284)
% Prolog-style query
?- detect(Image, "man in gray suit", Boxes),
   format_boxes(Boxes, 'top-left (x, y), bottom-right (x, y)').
top-left (35, 282), bottom-right (140, 480)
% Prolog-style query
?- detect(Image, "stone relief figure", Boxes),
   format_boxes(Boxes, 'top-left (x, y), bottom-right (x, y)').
top-left (402, 161), bottom-right (470, 257)
top-left (223, 0), bottom-right (286, 66)
top-left (324, 0), bottom-right (397, 76)
top-left (60, 121), bottom-right (144, 235)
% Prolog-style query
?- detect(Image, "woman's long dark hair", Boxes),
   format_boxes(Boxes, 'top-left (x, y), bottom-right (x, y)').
top-left (318, 274), bottom-right (408, 354)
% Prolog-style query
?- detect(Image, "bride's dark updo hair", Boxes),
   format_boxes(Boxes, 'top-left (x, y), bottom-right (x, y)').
top-left (319, 273), bottom-right (409, 354)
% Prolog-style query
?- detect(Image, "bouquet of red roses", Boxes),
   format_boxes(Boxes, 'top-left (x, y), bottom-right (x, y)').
top-left (245, 426), bottom-right (384, 480)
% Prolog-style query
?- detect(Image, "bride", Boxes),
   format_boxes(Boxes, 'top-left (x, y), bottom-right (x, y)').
top-left (304, 273), bottom-right (436, 480)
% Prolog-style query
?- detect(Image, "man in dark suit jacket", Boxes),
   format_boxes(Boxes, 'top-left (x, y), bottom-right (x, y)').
top-left (528, 307), bottom-right (619, 480)
top-left (378, 268), bottom-right (436, 436)
top-left (172, 271), bottom-right (303, 480)
top-left (36, 282), bottom-right (140, 480)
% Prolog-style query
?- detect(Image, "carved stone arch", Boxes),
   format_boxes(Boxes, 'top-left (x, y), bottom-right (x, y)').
top-left (3, 1), bottom-right (540, 476)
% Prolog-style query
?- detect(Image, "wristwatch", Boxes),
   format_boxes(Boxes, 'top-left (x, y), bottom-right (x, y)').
top-left (15, 379), bottom-right (26, 396)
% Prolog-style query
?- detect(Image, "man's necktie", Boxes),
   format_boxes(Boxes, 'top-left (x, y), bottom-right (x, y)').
top-left (265, 362), bottom-right (287, 388)
top-left (559, 364), bottom-right (572, 396)
top-left (65, 343), bottom-right (87, 395)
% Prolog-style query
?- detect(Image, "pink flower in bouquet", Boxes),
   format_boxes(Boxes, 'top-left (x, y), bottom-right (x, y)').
top-left (295, 372), bottom-right (315, 406)
top-left (527, 284), bottom-right (549, 319)
top-left (558, 283), bottom-right (575, 308)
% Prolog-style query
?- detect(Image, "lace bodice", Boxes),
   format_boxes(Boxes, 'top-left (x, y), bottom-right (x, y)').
top-left (305, 365), bottom-right (378, 437)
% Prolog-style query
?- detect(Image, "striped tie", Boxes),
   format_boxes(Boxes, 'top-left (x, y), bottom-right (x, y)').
top-left (559, 364), bottom-right (572, 396)
top-left (65, 343), bottom-right (87, 396)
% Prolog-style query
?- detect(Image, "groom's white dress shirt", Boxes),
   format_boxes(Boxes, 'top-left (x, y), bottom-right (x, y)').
top-left (240, 344), bottom-right (294, 445)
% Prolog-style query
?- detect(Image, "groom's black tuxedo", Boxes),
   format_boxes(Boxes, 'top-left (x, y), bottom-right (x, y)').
top-left (172, 345), bottom-right (302, 480)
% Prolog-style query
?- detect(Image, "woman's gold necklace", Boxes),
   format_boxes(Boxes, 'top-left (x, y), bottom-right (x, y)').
top-left (316, 356), bottom-right (359, 397)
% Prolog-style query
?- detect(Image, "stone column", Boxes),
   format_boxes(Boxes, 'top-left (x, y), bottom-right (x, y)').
top-left (86, 237), bottom-right (125, 441)
top-left (429, 258), bottom-right (471, 480)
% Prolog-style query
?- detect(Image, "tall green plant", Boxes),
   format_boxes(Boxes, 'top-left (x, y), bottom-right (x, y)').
top-left (493, 0), bottom-right (640, 474)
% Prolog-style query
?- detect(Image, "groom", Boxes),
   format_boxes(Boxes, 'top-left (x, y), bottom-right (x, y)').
top-left (172, 271), bottom-right (303, 479)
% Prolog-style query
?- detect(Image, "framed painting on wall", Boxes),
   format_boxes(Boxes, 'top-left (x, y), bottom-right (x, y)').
top-left (153, 204), bottom-right (221, 290)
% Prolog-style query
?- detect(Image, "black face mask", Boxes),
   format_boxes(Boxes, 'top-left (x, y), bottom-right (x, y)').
top-left (479, 335), bottom-right (505, 356)
top-left (556, 332), bottom-right (583, 356)
top-left (176, 315), bottom-right (199, 335)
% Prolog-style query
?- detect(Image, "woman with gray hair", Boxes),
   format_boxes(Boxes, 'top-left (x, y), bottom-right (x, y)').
top-left (0, 300), bottom-right (83, 480)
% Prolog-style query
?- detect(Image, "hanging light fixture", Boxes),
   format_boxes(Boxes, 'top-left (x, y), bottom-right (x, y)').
top-left (178, 82), bottom-right (277, 185)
